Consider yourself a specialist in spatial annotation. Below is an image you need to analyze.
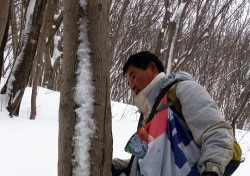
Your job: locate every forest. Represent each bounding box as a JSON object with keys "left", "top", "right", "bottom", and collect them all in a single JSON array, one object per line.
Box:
[{"left": 0, "top": 0, "right": 249, "bottom": 175}]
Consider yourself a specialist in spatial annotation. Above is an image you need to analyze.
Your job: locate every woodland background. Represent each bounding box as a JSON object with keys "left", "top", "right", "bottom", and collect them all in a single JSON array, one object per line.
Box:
[{"left": 0, "top": 0, "right": 249, "bottom": 175}]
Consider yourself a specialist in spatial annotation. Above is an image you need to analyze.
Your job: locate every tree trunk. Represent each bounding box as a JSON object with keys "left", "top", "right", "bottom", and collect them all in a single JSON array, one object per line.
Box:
[
  {"left": 232, "top": 90, "right": 250, "bottom": 136},
  {"left": 30, "top": 0, "right": 59, "bottom": 119},
  {"left": 30, "top": 0, "right": 59, "bottom": 88},
  {"left": 0, "top": 0, "right": 11, "bottom": 45},
  {"left": 58, "top": 0, "right": 79, "bottom": 175},
  {"left": 42, "top": 45, "right": 54, "bottom": 89},
  {"left": 6, "top": 0, "right": 47, "bottom": 117},
  {"left": 155, "top": 0, "right": 169, "bottom": 58},
  {"left": 10, "top": 0, "right": 18, "bottom": 60},
  {"left": 165, "top": 0, "right": 190, "bottom": 74},
  {"left": 0, "top": 17, "right": 9, "bottom": 78},
  {"left": 87, "top": 0, "right": 112, "bottom": 175},
  {"left": 0, "top": 0, "right": 11, "bottom": 78},
  {"left": 58, "top": 0, "right": 112, "bottom": 175}
]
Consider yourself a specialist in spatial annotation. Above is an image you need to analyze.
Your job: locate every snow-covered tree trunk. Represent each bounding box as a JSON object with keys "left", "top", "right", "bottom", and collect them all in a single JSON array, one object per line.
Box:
[
  {"left": 165, "top": 0, "right": 190, "bottom": 74},
  {"left": 4, "top": 0, "right": 47, "bottom": 117},
  {"left": 58, "top": 0, "right": 112, "bottom": 175},
  {"left": 154, "top": 0, "right": 169, "bottom": 59}
]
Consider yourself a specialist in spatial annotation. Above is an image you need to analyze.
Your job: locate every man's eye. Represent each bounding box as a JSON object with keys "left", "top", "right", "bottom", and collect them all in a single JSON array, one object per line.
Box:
[{"left": 131, "top": 75, "right": 136, "bottom": 80}]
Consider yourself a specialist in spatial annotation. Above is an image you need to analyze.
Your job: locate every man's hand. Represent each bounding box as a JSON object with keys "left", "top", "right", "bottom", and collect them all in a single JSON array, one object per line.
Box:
[
  {"left": 112, "top": 158, "right": 130, "bottom": 176},
  {"left": 112, "top": 163, "right": 125, "bottom": 176}
]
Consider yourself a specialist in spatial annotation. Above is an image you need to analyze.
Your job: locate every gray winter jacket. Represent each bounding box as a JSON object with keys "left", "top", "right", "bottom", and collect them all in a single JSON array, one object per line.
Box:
[
  {"left": 176, "top": 80, "right": 234, "bottom": 175},
  {"left": 131, "top": 73, "right": 234, "bottom": 176}
]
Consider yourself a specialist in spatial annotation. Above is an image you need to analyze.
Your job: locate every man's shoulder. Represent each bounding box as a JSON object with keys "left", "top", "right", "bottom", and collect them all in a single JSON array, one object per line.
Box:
[
  {"left": 161, "top": 71, "right": 195, "bottom": 90},
  {"left": 168, "top": 71, "right": 195, "bottom": 82},
  {"left": 176, "top": 80, "right": 205, "bottom": 96}
]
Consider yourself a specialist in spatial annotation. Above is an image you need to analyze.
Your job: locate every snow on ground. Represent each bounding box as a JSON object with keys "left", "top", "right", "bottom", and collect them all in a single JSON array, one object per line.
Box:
[{"left": 0, "top": 87, "right": 249, "bottom": 176}]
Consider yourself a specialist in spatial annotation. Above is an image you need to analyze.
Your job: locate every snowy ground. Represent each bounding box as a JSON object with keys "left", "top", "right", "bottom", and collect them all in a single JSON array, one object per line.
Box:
[{"left": 0, "top": 87, "right": 249, "bottom": 176}]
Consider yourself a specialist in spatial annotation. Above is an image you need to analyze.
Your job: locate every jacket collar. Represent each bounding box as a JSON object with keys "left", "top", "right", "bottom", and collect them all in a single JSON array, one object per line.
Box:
[{"left": 134, "top": 72, "right": 166, "bottom": 117}]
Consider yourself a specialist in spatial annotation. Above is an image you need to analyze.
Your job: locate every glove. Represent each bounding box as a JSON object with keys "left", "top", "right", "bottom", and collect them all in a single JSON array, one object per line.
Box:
[
  {"left": 112, "top": 163, "right": 125, "bottom": 176},
  {"left": 201, "top": 171, "right": 219, "bottom": 176},
  {"left": 111, "top": 158, "right": 130, "bottom": 176}
]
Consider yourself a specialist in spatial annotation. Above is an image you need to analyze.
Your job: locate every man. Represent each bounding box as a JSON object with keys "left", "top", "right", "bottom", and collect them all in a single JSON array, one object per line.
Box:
[{"left": 113, "top": 51, "right": 234, "bottom": 176}]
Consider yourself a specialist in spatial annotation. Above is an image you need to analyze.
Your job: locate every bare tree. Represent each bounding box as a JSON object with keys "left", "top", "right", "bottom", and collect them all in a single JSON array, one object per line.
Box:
[
  {"left": 109, "top": 0, "right": 250, "bottom": 130},
  {"left": 30, "top": 0, "right": 59, "bottom": 119},
  {"left": 110, "top": 0, "right": 165, "bottom": 103},
  {"left": 2, "top": 0, "right": 47, "bottom": 117},
  {"left": 42, "top": 5, "right": 63, "bottom": 90}
]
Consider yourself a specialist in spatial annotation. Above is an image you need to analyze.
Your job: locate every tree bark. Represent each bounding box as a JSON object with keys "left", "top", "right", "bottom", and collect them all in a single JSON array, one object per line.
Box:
[
  {"left": 42, "top": 45, "right": 54, "bottom": 89},
  {"left": 58, "top": 0, "right": 78, "bottom": 175},
  {"left": 10, "top": 0, "right": 18, "bottom": 60},
  {"left": 155, "top": 0, "right": 169, "bottom": 58},
  {"left": 6, "top": 0, "right": 47, "bottom": 117},
  {"left": 58, "top": 0, "right": 112, "bottom": 175},
  {"left": 30, "top": 0, "right": 59, "bottom": 119},
  {"left": 0, "top": 17, "right": 9, "bottom": 78},
  {"left": 0, "top": 0, "right": 11, "bottom": 78},
  {"left": 88, "top": 1, "right": 112, "bottom": 175},
  {"left": 0, "top": 0, "right": 11, "bottom": 45}
]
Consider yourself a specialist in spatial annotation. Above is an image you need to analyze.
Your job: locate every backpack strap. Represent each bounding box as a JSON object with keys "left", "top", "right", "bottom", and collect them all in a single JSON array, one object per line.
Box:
[
  {"left": 154, "top": 82, "right": 184, "bottom": 119},
  {"left": 124, "top": 155, "right": 134, "bottom": 176},
  {"left": 167, "top": 82, "right": 184, "bottom": 118}
]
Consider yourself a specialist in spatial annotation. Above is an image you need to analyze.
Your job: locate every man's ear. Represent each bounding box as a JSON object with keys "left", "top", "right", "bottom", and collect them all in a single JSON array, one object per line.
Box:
[{"left": 148, "top": 62, "right": 159, "bottom": 75}]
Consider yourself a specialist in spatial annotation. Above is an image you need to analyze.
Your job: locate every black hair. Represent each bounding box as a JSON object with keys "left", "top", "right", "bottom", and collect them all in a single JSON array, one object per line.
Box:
[{"left": 123, "top": 51, "right": 164, "bottom": 75}]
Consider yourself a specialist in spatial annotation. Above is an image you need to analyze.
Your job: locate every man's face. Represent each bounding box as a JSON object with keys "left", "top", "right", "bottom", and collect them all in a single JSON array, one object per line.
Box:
[{"left": 125, "top": 63, "right": 159, "bottom": 96}]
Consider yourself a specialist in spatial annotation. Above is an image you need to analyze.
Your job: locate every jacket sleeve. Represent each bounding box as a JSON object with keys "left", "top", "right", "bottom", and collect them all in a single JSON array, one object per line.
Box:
[{"left": 176, "top": 81, "right": 234, "bottom": 175}]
